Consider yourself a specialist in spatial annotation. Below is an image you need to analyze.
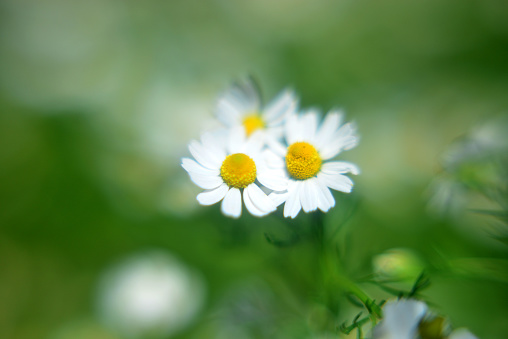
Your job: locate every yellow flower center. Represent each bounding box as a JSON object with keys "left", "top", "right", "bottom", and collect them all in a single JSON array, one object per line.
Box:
[
  {"left": 220, "top": 153, "right": 257, "bottom": 188},
  {"left": 243, "top": 114, "right": 265, "bottom": 136},
  {"left": 286, "top": 142, "right": 322, "bottom": 180}
]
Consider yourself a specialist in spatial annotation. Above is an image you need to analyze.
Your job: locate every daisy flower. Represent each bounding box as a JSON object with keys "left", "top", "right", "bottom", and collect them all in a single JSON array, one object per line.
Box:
[
  {"left": 265, "top": 109, "right": 360, "bottom": 218},
  {"left": 373, "top": 299, "right": 428, "bottom": 339},
  {"left": 373, "top": 299, "right": 478, "bottom": 339},
  {"left": 215, "top": 78, "right": 298, "bottom": 140},
  {"left": 97, "top": 251, "right": 205, "bottom": 338},
  {"left": 181, "top": 128, "right": 285, "bottom": 218}
]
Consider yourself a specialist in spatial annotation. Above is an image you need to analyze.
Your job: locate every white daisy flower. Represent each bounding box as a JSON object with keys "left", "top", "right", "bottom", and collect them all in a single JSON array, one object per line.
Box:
[
  {"left": 182, "top": 127, "right": 284, "bottom": 218},
  {"left": 265, "top": 109, "right": 360, "bottom": 218},
  {"left": 373, "top": 299, "right": 479, "bottom": 339},
  {"left": 215, "top": 78, "right": 298, "bottom": 140},
  {"left": 373, "top": 299, "right": 428, "bottom": 339},
  {"left": 96, "top": 251, "right": 205, "bottom": 338}
]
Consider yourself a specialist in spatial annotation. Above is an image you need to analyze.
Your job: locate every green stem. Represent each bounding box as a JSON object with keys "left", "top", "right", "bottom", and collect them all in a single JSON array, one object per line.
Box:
[
  {"left": 313, "top": 211, "right": 383, "bottom": 323},
  {"left": 335, "top": 271, "right": 383, "bottom": 319},
  {"left": 312, "top": 211, "right": 325, "bottom": 248}
]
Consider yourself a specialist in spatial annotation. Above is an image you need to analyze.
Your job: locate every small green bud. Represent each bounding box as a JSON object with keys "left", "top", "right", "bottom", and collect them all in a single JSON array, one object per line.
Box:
[{"left": 373, "top": 248, "right": 424, "bottom": 280}]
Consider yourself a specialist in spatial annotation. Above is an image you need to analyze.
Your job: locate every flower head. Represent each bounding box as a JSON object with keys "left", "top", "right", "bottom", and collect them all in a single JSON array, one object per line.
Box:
[
  {"left": 215, "top": 78, "right": 298, "bottom": 139},
  {"left": 373, "top": 299, "right": 428, "bottom": 339},
  {"left": 182, "top": 127, "right": 285, "bottom": 218},
  {"left": 96, "top": 251, "right": 205, "bottom": 338},
  {"left": 265, "top": 109, "right": 360, "bottom": 218},
  {"left": 373, "top": 299, "right": 478, "bottom": 339}
]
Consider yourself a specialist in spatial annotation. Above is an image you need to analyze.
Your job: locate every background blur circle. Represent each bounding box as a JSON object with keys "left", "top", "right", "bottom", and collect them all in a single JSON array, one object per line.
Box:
[{"left": 96, "top": 251, "right": 206, "bottom": 338}]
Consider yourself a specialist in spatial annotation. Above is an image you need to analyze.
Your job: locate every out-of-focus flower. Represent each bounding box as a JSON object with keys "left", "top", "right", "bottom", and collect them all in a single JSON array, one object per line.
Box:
[
  {"left": 373, "top": 248, "right": 425, "bottom": 280},
  {"left": 373, "top": 299, "right": 478, "bottom": 339},
  {"left": 215, "top": 78, "right": 298, "bottom": 141},
  {"left": 266, "top": 110, "right": 360, "bottom": 218},
  {"left": 96, "top": 251, "right": 205, "bottom": 338},
  {"left": 373, "top": 299, "right": 428, "bottom": 339},
  {"left": 182, "top": 127, "right": 285, "bottom": 218},
  {"left": 428, "top": 116, "right": 508, "bottom": 218}
]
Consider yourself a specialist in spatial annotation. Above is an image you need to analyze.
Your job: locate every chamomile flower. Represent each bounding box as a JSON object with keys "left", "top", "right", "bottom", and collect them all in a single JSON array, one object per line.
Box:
[
  {"left": 373, "top": 299, "right": 478, "bottom": 339},
  {"left": 182, "top": 127, "right": 285, "bottom": 218},
  {"left": 96, "top": 251, "right": 205, "bottom": 338},
  {"left": 265, "top": 110, "right": 360, "bottom": 218},
  {"left": 215, "top": 78, "right": 298, "bottom": 139},
  {"left": 373, "top": 299, "right": 428, "bottom": 339}
]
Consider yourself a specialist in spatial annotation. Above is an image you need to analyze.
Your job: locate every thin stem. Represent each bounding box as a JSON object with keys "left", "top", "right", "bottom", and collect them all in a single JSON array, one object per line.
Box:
[
  {"left": 312, "top": 208, "right": 383, "bottom": 330},
  {"left": 321, "top": 246, "right": 383, "bottom": 319},
  {"left": 312, "top": 211, "right": 325, "bottom": 248}
]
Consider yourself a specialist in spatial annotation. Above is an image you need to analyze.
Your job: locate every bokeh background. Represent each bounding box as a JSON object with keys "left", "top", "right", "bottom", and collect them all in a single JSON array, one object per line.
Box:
[{"left": 1, "top": 0, "right": 508, "bottom": 338}]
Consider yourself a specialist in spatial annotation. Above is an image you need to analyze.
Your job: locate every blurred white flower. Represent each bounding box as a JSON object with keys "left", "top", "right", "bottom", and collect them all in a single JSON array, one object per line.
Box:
[
  {"left": 182, "top": 127, "right": 285, "bottom": 218},
  {"left": 215, "top": 78, "right": 298, "bottom": 141},
  {"left": 441, "top": 116, "right": 508, "bottom": 170},
  {"left": 266, "top": 110, "right": 360, "bottom": 218},
  {"left": 426, "top": 177, "right": 469, "bottom": 217},
  {"left": 373, "top": 299, "right": 478, "bottom": 339},
  {"left": 373, "top": 299, "right": 428, "bottom": 339},
  {"left": 427, "top": 115, "right": 508, "bottom": 218},
  {"left": 96, "top": 251, "right": 205, "bottom": 338}
]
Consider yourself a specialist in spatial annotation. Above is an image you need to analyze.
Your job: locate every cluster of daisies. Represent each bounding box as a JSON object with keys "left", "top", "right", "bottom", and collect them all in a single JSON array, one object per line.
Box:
[{"left": 182, "top": 79, "right": 359, "bottom": 219}]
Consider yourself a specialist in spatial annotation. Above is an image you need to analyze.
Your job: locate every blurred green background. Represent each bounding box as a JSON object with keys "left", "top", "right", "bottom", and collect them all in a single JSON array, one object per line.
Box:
[{"left": 1, "top": 0, "right": 508, "bottom": 338}]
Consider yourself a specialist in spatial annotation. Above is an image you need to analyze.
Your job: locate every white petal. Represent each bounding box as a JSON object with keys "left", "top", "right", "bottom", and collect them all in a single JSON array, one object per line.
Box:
[
  {"left": 269, "top": 191, "right": 289, "bottom": 207},
  {"left": 182, "top": 158, "right": 219, "bottom": 176},
  {"left": 221, "top": 187, "right": 242, "bottom": 218},
  {"left": 245, "top": 130, "right": 264, "bottom": 154},
  {"left": 263, "top": 89, "right": 298, "bottom": 126},
  {"left": 265, "top": 126, "right": 284, "bottom": 140},
  {"left": 318, "top": 172, "right": 354, "bottom": 193},
  {"left": 228, "top": 126, "right": 246, "bottom": 154},
  {"left": 235, "top": 78, "right": 261, "bottom": 111},
  {"left": 283, "top": 180, "right": 302, "bottom": 218},
  {"left": 373, "top": 299, "right": 427, "bottom": 339},
  {"left": 449, "top": 329, "right": 478, "bottom": 339},
  {"left": 197, "top": 183, "right": 229, "bottom": 205},
  {"left": 300, "top": 109, "right": 319, "bottom": 143},
  {"left": 300, "top": 179, "right": 319, "bottom": 213},
  {"left": 219, "top": 79, "right": 260, "bottom": 116},
  {"left": 243, "top": 186, "right": 265, "bottom": 216},
  {"left": 189, "top": 140, "right": 222, "bottom": 170},
  {"left": 188, "top": 172, "right": 224, "bottom": 190},
  {"left": 266, "top": 138, "right": 287, "bottom": 158},
  {"left": 321, "top": 161, "right": 360, "bottom": 175},
  {"left": 215, "top": 98, "right": 243, "bottom": 127},
  {"left": 316, "top": 178, "right": 335, "bottom": 211},
  {"left": 201, "top": 132, "right": 227, "bottom": 158},
  {"left": 262, "top": 149, "right": 285, "bottom": 169},
  {"left": 320, "top": 122, "right": 359, "bottom": 160},
  {"left": 257, "top": 169, "right": 288, "bottom": 192},
  {"left": 285, "top": 114, "right": 303, "bottom": 145},
  {"left": 246, "top": 183, "right": 276, "bottom": 215},
  {"left": 314, "top": 110, "right": 343, "bottom": 151}
]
